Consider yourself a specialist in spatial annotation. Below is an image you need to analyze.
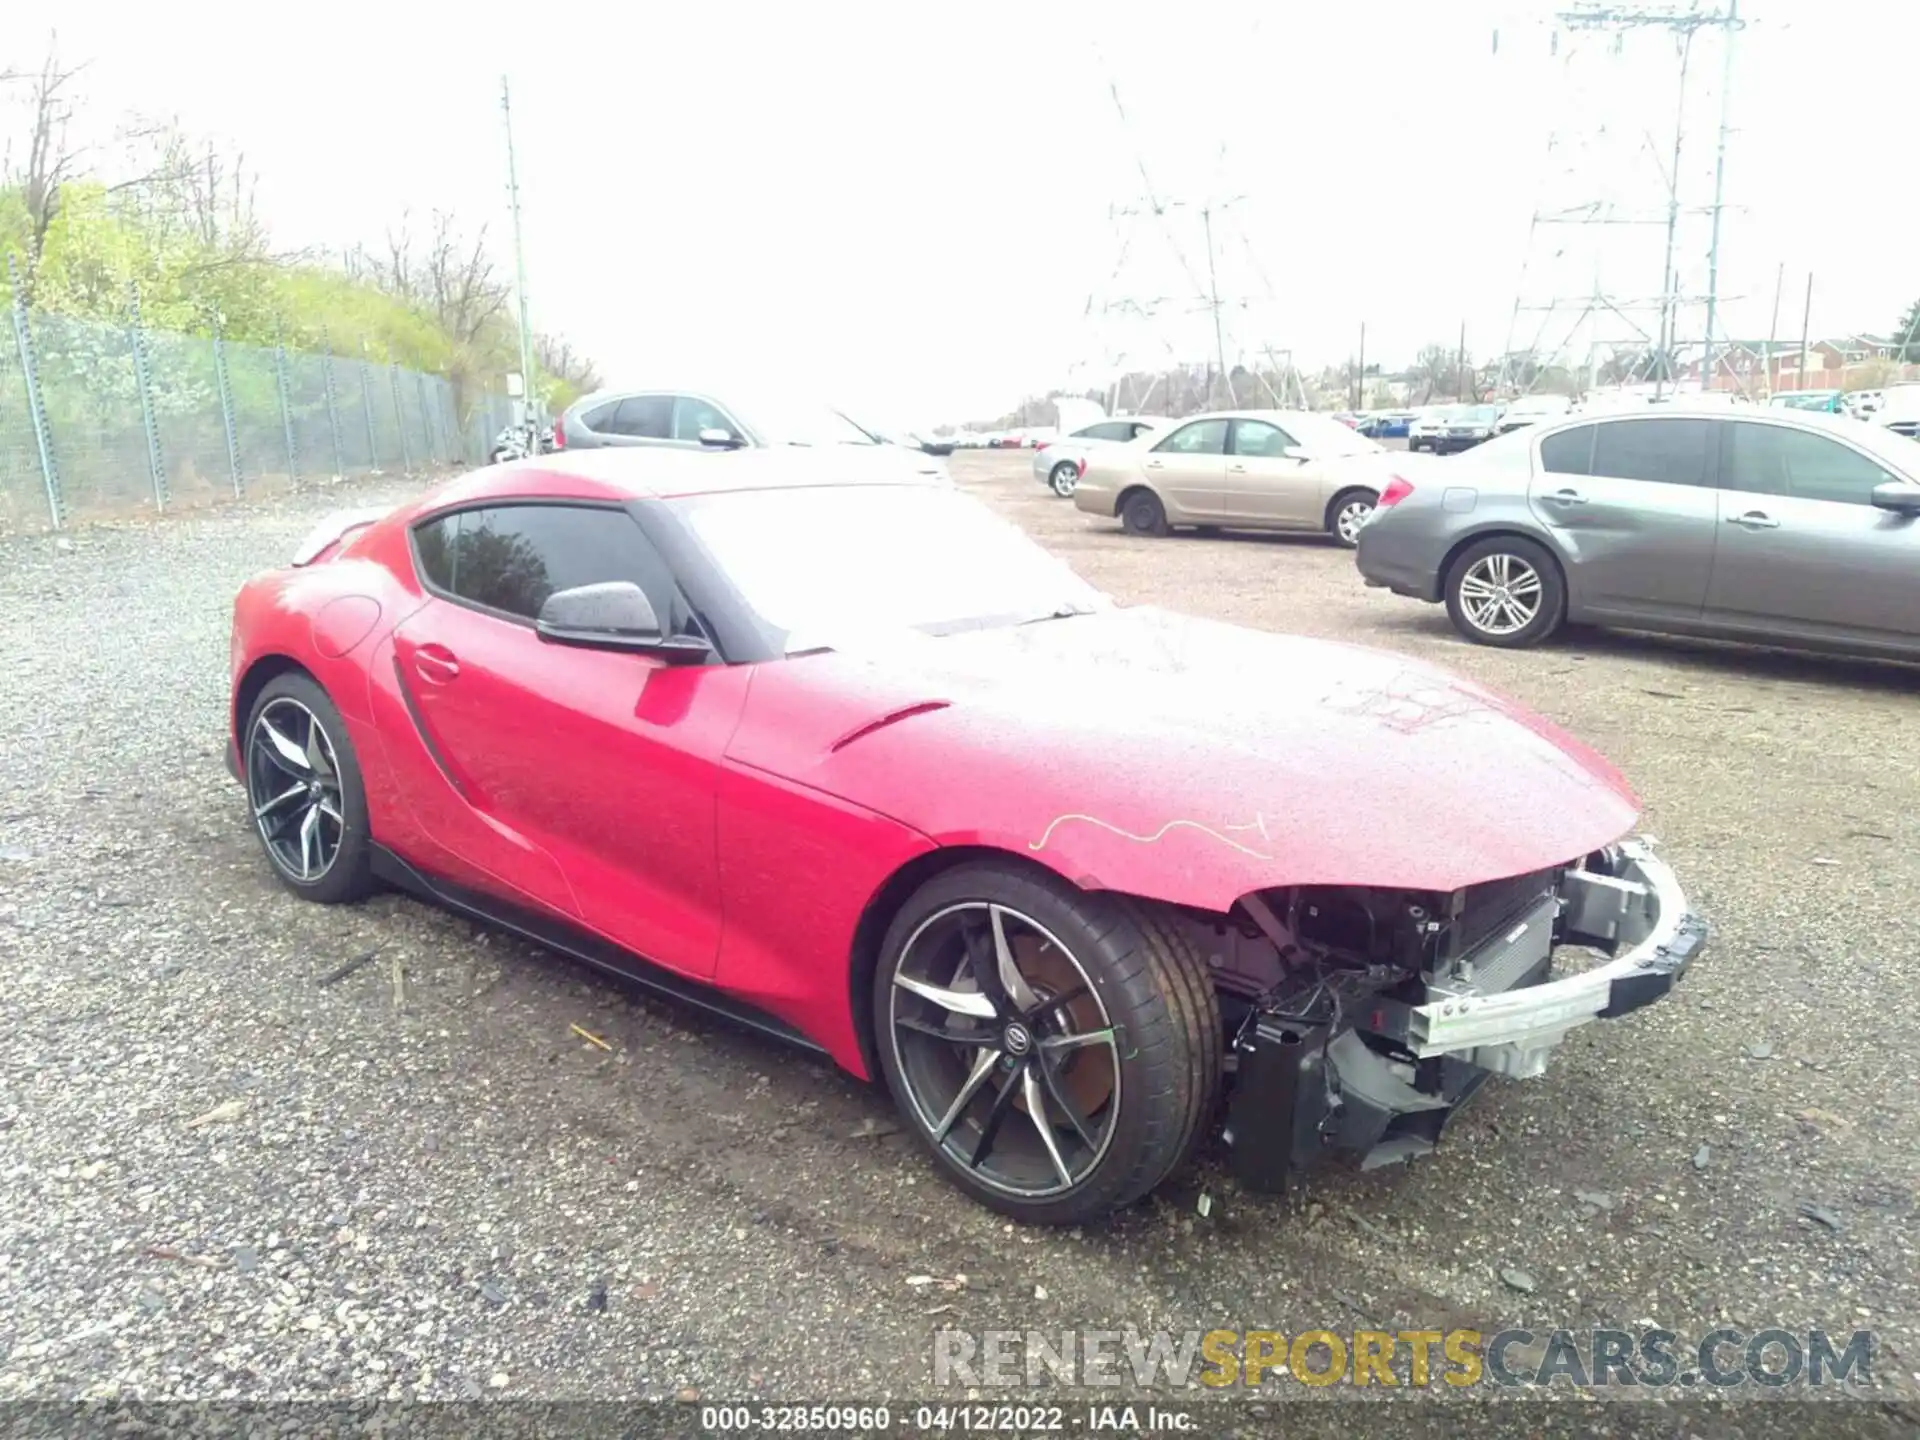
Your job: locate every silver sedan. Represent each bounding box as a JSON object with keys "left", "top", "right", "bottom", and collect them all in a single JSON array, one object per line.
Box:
[
  {"left": 1354, "top": 407, "right": 1920, "bottom": 657},
  {"left": 1033, "top": 416, "right": 1168, "bottom": 497}
]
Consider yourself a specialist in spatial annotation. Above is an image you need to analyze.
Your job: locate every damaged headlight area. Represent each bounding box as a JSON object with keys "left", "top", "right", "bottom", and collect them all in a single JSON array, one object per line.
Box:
[{"left": 1170, "top": 838, "right": 1706, "bottom": 1191}]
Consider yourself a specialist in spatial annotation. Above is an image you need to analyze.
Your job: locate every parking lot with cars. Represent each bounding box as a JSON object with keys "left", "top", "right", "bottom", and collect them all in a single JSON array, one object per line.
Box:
[{"left": 1, "top": 448, "right": 1915, "bottom": 1415}]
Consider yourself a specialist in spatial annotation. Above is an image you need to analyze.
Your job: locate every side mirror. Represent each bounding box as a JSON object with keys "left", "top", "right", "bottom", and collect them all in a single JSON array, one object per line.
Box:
[
  {"left": 535, "top": 582, "right": 710, "bottom": 662},
  {"left": 697, "top": 427, "right": 744, "bottom": 449},
  {"left": 1282, "top": 446, "right": 1314, "bottom": 463},
  {"left": 1870, "top": 480, "right": 1920, "bottom": 515}
]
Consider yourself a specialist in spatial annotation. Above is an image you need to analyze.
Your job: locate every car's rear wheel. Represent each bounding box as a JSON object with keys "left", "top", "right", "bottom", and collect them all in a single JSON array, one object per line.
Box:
[
  {"left": 1119, "top": 488, "right": 1169, "bottom": 537},
  {"left": 1443, "top": 535, "right": 1566, "bottom": 648},
  {"left": 873, "top": 863, "right": 1219, "bottom": 1224},
  {"left": 243, "top": 672, "right": 374, "bottom": 904},
  {"left": 1048, "top": 461, "right": 1079, "bottom": 498},
  {"left": 1325, "top": 488, "right": 1378, "bottom": 548}
]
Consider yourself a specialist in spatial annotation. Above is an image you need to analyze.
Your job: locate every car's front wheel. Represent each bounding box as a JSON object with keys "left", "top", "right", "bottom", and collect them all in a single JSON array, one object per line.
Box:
[
  {"left": 873, "top": 863, "right": 1220, "bottom": 1224},
  {"left": 1443, "top": 535, "right": 1566, "bottom": 648},
  {"left": 1048, "top": 461, "right": 1080, "bottom": 498},
  {"left": 243, "top": 671, "right": 374, "bottom": 904}
]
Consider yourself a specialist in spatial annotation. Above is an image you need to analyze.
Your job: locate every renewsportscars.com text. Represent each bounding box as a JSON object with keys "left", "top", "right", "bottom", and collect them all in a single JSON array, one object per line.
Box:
[{"left": 933, "top": 1327, "right": 1874, "bottom": 1390}]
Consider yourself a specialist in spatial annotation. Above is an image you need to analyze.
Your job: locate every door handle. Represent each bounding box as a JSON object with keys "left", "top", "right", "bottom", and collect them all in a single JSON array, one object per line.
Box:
[
  {"left": 1727, "top": 511, "right": 1780, "bottom": 530},
  {"left": 413, "top": 645, "right": 460, "bottom": 683},
  {"left": 1227, "top": 463, "right": 1247, "bottom": 473},
  {"left": 1544, "top": 488, "right": 1587, "bottom": 506},
  {"left": 1146, "top": 459, "right": 1164, "bottom": 469}
]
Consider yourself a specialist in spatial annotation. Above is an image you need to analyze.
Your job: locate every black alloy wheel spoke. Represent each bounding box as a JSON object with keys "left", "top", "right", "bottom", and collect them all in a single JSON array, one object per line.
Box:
[
  {"left": 967, "top": 1066, "right": 1024, "bottom": 1170},
  {"left": 959, "top": 915, "right": 1012, "bottom": 1017},
  {"left": 896, "top": 1014, "right": 998, "bottom": 1047}
]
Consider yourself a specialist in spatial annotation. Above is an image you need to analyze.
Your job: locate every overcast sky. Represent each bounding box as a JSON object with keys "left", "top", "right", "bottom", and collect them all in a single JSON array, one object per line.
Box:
[{"left": 15, "top": 0, "right": 1913, "bottom": 426}]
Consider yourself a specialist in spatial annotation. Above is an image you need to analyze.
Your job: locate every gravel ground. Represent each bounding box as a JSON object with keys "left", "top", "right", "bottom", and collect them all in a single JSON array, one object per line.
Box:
[{"left": 1, "top": 452, "right": 1916, "bottom": 1431}]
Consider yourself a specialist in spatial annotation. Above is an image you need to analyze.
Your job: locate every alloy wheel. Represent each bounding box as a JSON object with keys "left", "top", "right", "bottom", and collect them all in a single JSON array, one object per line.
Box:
[
  {"left": 1050, "top": 463, "right": 1079, "bottom": 497},
  {"left": 246, "top": 697, "right": 346, "bottom": 883},
  {"left": 1457, "top": 553, "right": 1544, "bottom": 636},
  {"left": 887, "top": 901, "right": 1120, "bottom": 1200}
]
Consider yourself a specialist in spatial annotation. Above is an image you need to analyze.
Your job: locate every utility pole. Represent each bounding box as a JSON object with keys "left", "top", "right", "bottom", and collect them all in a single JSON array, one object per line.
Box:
[
  {"left": 1457, "top": 321, "right": 1469, "bottom": 401},
  {"left": 1701, "top": 0, "right": 1739, "bottom": 393},
  {"left": 1797, "top": 273, "right": 1813, "bottom": 394},
  {"left": 1355, "top": 321, "right": 1366, "bottom": 410},
  {"left": 1201, "top": 205, "right": 1231, "bottom": 408},
  {"left": 500, "top": 75, "right": 538, "bottom": 434},
  {"left": 1762, "top": 259, "right": 1783, "bottom": 397}
]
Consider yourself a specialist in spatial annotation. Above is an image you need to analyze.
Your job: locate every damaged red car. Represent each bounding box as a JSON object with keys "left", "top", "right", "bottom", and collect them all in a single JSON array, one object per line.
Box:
[{"left": 227, "top": 448, "right": 1706, "bottom": 1223}]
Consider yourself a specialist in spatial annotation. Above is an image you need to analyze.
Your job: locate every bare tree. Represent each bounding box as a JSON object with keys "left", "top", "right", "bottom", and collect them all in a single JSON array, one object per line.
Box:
[
  {"left": 1, "top": 40, "right": 85, "bottom": 301},
  {"left": 533, "top": 332, "right": 602, "bottom": 394},
  {"left": 1412, "top": 343, "right": 1458, "bottom": 403},
  {"left": 357, "top": 210, "right": 507, "bottom": 353}
]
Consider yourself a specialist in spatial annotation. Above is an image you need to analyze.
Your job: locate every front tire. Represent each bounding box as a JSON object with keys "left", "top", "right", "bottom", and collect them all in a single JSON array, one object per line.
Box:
[
  {"left": 1443, "top": 535, "right": 1566, "bottom": 648},
  {"left": 243, "top": 672, "right": 374, "bottom": 904},
  {"left": 1119, "top": 488, "right": 1170, "bottom": 537},
  {"left": 873, "top": 863, "right": 1220, "bottom": 1224},
  {"left": 1048, "top": 461, "right": 1079, "bottom": 498}
]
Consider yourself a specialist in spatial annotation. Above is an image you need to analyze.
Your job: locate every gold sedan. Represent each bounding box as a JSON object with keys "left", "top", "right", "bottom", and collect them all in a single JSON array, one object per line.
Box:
[{"left": 1072, "top": 409, "right": 1400, "bottom": 547}]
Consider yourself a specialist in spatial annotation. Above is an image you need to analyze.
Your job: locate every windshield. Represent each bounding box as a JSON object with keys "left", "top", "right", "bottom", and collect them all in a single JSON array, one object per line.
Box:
[
  {"left": 733, "top": 398, "right": 881, "bottom": 447},
  {"left": 1456, "top": 405, "right": 1500, "bottom": 423},
  {"left": 674, "top": 483, "right": 1110, "bottom": 651}
]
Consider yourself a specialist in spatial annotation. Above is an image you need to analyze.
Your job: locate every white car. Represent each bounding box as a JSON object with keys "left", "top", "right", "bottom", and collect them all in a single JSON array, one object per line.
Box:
[
  {"left": 1493, "top": 394, "right": 1573, "bottom": 434},
  {"left": 1405, "top": 407, "right": 1451, "bottom": 452},
  {"left": 1033, "top": 415, "right": 1170, "bottom": 497},
  {"left": 1873, "top": 383, "right": 1920, "bottom": 439},
  {"left": 1848, "top": 389, "right": 1886, "bottom": 421}
]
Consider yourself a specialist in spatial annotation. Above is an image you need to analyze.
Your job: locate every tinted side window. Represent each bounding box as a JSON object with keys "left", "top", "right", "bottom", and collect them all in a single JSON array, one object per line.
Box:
[
  {"left": 606, "top": 395, "right": 673, "bottom": 439},
  {"left": 1128, "top": 422, "right": 1158, "bottom": 440},
  {"left": 581, "top": 402, "right": 621, "bottom": 433},
  {"left": 1230, "top": 419, "right": 1297, "bottom": 457},
  {"left": 1154, "top": 419, "right": 1229, "bottom": 455},
  {"left": 414, "top": 514, "right": 457, "bottom": 590},
  {"left": 1590, "top": 418, "right": 1711, "bottom": 486},
  {"left": 1073, "top": 422, "right": 1118, "bottom": 441},
  {"left": 416, "top": 505, "right": 691, "bottom": 630},
  {"left": 1723, "top": 422, "right": 1895, "bottom": 505},
  {"left": 1539, "top": 424, "right": 1595, "bottom": 476}
]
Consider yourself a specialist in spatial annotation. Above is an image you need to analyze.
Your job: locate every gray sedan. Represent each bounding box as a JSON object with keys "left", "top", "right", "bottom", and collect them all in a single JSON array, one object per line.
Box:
[
  {"left": 557, "top": 387, "right": 883, "bottom": 452},
  {"left": 1354, "top": 407, "right": 1920, "bottom": 658}
]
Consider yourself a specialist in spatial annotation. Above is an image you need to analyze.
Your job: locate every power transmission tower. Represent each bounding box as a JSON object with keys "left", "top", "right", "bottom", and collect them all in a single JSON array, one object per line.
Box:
[
  {"left": 1492, "top": 3, "right": 1744, "bottom": 400},
  {"left": 1080, "top": 75, "right": 1308, "bottom": 416}
]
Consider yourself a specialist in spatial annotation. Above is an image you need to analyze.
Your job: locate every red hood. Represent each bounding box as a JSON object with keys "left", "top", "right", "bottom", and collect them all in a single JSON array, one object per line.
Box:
[{"left": 726, "top": 608, "right": 1640, "bottom": 911}]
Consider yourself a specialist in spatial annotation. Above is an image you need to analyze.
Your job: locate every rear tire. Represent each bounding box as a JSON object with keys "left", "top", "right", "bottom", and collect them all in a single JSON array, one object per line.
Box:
[
  {"left": 1443, "top": 535, "right": 1566, "bottom": 649},
  {"left": 873, "top": 863, "right": 1221, "bottom": 1224},
  {"left": 242, "top": 672, "right": 375, "bottom": 904},
  {"left": 1048, "top": 461, "right": 1080, "bottom": 498},
  {"left": 1119, "top": 488, "right": 1170, "bottom": 537},
  {"left": 1325, "top": 488, "right": 1378, "bottom": 548}
]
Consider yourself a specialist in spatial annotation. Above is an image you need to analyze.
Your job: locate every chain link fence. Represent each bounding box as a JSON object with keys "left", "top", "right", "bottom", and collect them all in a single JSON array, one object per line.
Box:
[{"left": 0, "top": 290, "right": 514, "bottom": 535}]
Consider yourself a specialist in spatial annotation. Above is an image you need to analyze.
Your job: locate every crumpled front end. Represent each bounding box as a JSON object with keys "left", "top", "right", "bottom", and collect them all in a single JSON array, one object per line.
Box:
[{"left": 1195, "top": 838, "right": 1705, "bottom": 1189}]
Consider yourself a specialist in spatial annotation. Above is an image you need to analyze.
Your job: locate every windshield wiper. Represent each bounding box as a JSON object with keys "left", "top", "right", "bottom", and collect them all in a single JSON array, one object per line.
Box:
[{"left": 1014, "top": 604, "right": 1098, "bottom": 627}]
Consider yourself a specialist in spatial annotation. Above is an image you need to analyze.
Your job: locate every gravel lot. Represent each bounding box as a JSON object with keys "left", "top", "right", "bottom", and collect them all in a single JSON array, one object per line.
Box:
[{"left": 1, "top": 450, "right": 1916, "bottom": 1428}]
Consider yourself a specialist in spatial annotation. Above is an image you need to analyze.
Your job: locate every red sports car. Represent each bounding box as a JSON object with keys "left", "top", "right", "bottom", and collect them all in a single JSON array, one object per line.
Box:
[{"left": 227, "top": 448, "right": 1705, "bottom": 1223}]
